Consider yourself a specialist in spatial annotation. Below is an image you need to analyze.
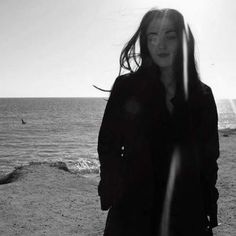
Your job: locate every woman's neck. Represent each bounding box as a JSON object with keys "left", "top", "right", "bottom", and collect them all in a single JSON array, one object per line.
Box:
[
  {"left": 160, "top": 68, "right": 175, "bottom": 89},
  {"left": 159, "top": 68, "right": 176, "bottom": 113}
]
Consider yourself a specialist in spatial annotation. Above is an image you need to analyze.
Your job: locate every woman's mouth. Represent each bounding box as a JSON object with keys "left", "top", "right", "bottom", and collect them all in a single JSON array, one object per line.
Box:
[{"left": 158, "top": 53, "right": 169, "bottom": 58}]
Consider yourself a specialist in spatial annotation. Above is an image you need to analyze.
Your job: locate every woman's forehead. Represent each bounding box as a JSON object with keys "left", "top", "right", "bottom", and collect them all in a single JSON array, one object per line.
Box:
[{"left": 146, "top": 18, "right": 175, "bottom": 34}]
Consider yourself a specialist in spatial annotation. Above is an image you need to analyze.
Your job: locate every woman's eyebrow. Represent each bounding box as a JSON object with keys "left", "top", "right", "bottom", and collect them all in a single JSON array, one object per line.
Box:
[
  {"left": 165, "top": 29, "right": 177, "bottom": 34},
  {"left": 147, "top": 32, "right": 158, "bottom": 36},
  {"left": 147, "top": 29, "right": 176, "bottom": 35}
]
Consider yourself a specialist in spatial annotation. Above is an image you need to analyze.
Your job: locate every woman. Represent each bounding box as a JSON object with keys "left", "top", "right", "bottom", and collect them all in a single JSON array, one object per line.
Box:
[{"left": 97, "top": 8, "right": 219, "bottom": 236}]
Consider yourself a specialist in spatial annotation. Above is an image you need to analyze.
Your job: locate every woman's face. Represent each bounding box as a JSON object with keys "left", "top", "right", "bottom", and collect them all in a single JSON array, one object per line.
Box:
[{"left": 146, "top": 17, "right": 179, "bottom": 69}]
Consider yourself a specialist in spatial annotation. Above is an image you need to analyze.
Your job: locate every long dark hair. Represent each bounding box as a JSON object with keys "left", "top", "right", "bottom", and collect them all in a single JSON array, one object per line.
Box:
[{"left": 119, "top": 8, "right": 201, "bottom": 98}]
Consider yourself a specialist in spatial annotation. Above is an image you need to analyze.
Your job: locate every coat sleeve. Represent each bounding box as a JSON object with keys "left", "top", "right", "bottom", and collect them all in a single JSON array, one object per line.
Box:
[
  {"left": 97, "top": 76, "right": 125, "bottom": 210},
  {"left": 200, "top": 87, "right": 220, "bottom": 228}
]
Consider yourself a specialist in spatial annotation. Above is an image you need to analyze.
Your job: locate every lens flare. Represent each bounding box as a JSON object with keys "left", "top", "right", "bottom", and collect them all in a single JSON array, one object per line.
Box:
[
  {"left": 183, "top": 29, "right": 189, "bottom": 100},
  {"left": 158, "top": 9, "right": 169, "bottom": 35},
  {"left": 160, "top": 147, "right": 181, "bottom": 236},
  {"left": 229, "top": 99, "right": 236, "bottom": 116}
]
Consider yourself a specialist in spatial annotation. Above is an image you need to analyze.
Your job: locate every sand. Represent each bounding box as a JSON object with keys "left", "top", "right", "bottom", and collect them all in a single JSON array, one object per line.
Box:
[
  {"left": 215, "top": 129, "right": 236, "bottom": 236},
  {"left": 0, "top": 162, "right": 107, "bottom": 236},
  {"left": 0, "top": 130, "right": 235, "bottom": 236}
]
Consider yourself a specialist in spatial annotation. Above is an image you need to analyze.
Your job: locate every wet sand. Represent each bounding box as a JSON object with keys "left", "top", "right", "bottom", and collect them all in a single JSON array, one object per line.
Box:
[{"left": 0, "top": 129, "right": 235, "bottom": 236}]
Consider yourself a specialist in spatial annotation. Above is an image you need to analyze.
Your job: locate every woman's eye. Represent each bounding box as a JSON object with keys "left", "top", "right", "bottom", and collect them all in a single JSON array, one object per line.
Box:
[
  {"left": 166, "top": 34, "right": 177, "bottom": 40},
  {"left": 148, "top": 35, "right": 158, "bottom": 41},
  {"left": 148, "top": 35, "right": 159, "bottom": 44}
]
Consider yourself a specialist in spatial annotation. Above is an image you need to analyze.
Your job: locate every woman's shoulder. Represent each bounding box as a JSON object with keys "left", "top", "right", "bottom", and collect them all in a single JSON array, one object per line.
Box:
[
  {"left": 112, "top": 70, "right": 143, "bottom": 89},
  {"left": 191, "top": 81, "right": 216, "bottom": 109},
  {"left": 192, "top": 81, "right": 214, "bottom": 98},
  {"left": 199, "top": 81, "right": 213, "bottom": 95}
]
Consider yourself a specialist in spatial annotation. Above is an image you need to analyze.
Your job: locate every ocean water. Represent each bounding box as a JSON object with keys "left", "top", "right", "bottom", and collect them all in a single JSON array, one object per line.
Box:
[
  {"left": 0, "top": 98, "right": 106, "bottom": 176},
  {"left": 0, "top": 98, "right": 235, "bottom": 176}
]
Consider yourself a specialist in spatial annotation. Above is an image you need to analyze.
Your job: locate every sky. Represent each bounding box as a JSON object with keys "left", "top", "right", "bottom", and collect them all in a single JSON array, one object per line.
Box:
[{"left": 0, "top": 0, "right": 236, "bottom": 98}]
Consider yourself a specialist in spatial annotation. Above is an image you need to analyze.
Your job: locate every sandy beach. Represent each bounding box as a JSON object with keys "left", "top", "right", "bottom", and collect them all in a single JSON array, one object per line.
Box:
[{"left": 0, "top": 129, "right": 235, "bottom": 236}]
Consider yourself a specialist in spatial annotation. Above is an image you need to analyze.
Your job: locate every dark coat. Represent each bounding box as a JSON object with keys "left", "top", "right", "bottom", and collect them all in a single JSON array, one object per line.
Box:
[{"left": 97, "top": 68, "right": 219, "bottom": 236}]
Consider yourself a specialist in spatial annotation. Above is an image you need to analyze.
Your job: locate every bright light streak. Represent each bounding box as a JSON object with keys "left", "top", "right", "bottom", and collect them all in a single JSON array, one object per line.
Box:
[
  {"left": 183, "top": 29, "right": 189, "bottom": 100},
  {"left": 229, "top": 99, "right": 236, "bottom": 116},
  {"left": 160, "top": 147, "right": 181, "bottom": 236}
]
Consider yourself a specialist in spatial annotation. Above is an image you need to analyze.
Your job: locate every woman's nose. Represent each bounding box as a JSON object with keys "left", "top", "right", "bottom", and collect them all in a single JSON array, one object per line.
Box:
[{"left": 157, "top": 37, "right": 166, "bottom": 49}]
